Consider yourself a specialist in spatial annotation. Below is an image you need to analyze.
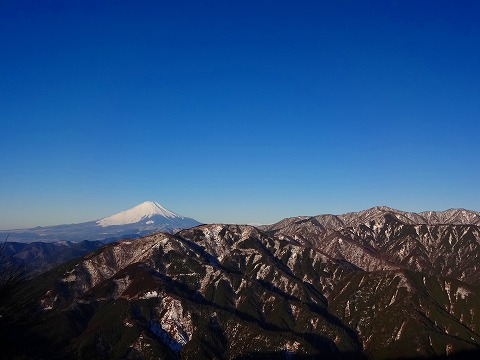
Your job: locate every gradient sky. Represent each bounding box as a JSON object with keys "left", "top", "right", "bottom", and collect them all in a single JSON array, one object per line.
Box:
[{"left": 1, "top": 0, "right": 480, "bottom": 229}]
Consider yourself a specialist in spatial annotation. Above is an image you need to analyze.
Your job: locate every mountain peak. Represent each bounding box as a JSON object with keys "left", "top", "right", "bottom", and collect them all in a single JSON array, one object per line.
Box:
[
  {"left": 368, "top": 205, "right": 399, "bottom": 213},
  {"left": 136, "top": 201, "right": 179, "bottom": 216},
  {"left": 96, "top": 200, "right": 183, "bottom": 227}
]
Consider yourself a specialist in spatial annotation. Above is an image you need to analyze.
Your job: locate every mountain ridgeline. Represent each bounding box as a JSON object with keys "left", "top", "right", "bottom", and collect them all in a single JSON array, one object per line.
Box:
[{"left": 3, "top": 206, "right": 480, "bottom": 359}]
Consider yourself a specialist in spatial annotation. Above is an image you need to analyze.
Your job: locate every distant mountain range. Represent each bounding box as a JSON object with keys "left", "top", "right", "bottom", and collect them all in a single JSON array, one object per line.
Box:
[
  {"left": 1, "top": 201, "right": 201, "bottom": 274},
  {"left": 1, "top": 200, "right": 201, "bottom": 243},
  {"left": 260, "top": 206, "right": 480, "bottom": 231},
  {"left": 3, "top": 240, "right": 104, "bottom": 274},
  {"left": 3, "top": 206, "right": 480, "bottom": 359}
]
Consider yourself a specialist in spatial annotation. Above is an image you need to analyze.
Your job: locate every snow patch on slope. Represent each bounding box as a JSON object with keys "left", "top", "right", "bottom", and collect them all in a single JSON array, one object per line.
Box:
[{"left": 150, "top": 297, "right": 193, "bottom": 351}]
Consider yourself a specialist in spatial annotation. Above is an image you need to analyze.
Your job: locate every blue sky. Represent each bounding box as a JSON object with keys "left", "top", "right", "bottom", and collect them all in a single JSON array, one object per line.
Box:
[{"left": 1, "top": 0, "right": 479, "bottom": 229}]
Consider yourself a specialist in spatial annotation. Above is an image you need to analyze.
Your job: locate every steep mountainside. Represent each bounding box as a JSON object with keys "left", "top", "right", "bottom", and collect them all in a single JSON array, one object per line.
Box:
[
  {"left": 3, "top": 207, "right": 480, "bottom": 359},
  {"left": 264, "top": 208, "right": 480, "bottom": 285}
]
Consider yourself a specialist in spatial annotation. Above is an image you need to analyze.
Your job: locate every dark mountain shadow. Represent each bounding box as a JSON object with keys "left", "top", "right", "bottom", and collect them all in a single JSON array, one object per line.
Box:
[
  {"left": 0, "top": 324, "right": 64, "bottom": 360},
  {"left": 0, "top": 297, "right": 65, "bottom": 360},
  {"left": 233, "top": 350, "right": 367, "bottom": 359},
  {"left": 233, "top": 350, "right": 480, "bottom": 360},
  {"left": 389, "top": 350, "right": 480, "bottom": 360}
]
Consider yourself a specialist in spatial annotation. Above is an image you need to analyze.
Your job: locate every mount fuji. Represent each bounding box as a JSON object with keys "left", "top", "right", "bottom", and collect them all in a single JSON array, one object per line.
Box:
[
  {"left": 1, "top": 201, "right": 201, "bottom": 243},
  {"left": 97, "top": 201, "right": 187, "bottom": 227}
]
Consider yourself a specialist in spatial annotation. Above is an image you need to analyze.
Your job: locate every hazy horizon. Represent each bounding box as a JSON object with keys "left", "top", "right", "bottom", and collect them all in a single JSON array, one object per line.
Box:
[{"left": 1, "top": 1, "right": 479, "bottom": 229}]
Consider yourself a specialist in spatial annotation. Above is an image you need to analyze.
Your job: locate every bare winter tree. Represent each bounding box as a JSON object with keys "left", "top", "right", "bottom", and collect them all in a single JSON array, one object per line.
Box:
[
  {"left": 0, "top": 236, "right": 25, "bottom": 299},
  {"left": 0, "top": 237, "right": 35, "bottom": 358}
]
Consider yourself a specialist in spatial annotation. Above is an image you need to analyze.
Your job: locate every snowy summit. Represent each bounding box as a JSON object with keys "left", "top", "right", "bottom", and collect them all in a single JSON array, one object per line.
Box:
[{"left": 97, "top": 201, "right": 184, "bottom": 227}]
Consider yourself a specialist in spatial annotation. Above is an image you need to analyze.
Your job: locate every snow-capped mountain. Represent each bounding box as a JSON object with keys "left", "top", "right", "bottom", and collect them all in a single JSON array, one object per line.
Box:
[
  {"left": 97, "top": 201, "right": 187, "bottom": 227},
  {"left": 97, "top": 201, "right": 185, "bottom": 227},
  {"left": 1, "top": 201, "right": 201, "bottom": 243}
]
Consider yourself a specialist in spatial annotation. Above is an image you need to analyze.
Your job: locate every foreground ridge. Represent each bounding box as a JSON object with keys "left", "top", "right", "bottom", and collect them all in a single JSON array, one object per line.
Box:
[{"left": 2, "top": 207, "right": 480, "bottom": 359}]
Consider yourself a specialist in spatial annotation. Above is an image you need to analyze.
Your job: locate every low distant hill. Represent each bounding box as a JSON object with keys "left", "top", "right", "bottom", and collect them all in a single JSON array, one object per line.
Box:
[{"left": 3, "top": 240, "right": 104, "bottom": 274}]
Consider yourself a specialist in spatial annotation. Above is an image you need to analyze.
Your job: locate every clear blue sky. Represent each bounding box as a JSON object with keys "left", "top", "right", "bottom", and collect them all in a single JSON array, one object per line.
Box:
[{"left": 1, "top": 0, "right": 479, "bottom": 229}]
